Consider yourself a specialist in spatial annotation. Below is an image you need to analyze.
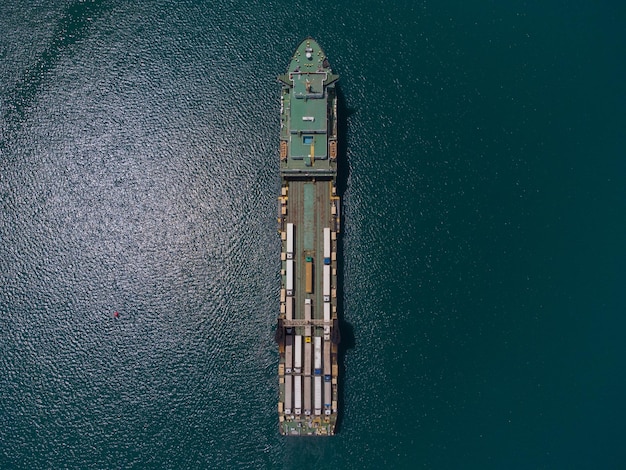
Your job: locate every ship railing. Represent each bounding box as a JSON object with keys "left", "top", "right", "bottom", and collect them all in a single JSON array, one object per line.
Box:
[
  {"left": 282, "top": 319, "right": 330, "bottom": 327},
  {"left": 280, "top": 169, "right": 336, "bottom": 178},
  {"left": 294, "top": 92, "right": 324, "bottom": 99},
  {"left": 289, "top": 71, "right": 328, "bottom": 80}
]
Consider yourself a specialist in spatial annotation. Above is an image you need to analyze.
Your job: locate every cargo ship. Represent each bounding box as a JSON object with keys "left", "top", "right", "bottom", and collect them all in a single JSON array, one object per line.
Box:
[{"left": 275, "top": 38, "right": 341, "bottom": 436}]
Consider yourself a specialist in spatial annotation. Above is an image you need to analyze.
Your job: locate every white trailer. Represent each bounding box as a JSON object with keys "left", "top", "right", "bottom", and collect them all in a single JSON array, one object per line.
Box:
[
  {"left": 314, "top": 336, "right": 322, "bottom": 374},
  {"left": 286, "top": 223, "right": 294, "bottom": 259},
  {"left": 304, "top": 299, "right": 312, "bottom": 337},
  {"left": 285, "top": 296, "right": 293, "bottom": 321},
  {"left": 294, "top": 375, "right": 302, "bottom": 415},
  {"left": 323, "top": 339, "right": 331, "bottom": 375},
  {"left": 324, "top": 380, "right": 332, "bottom": 415},
  {"left": 304, "top": 337, "right": 311, "bottom": 376},
  {"left": 324, "top": 227, "right": 331, "bottom": 259},
  {"left": 324, "top": 337, "right": 332, "bottom": 415},
  {"left": 286, "top": 260, "right": 294, "bottom": 295},
  {"left": 324, "top": 302, "right": 331, "bottom": 340},
  {"left": 284, "top": 374, "right": 292, "bottom": 415},
  {"left": 285, "top": 333, "right": 293, "bottom": 374},
  {"left": 323, "top": 264, "right": 331, "bottom": 301},
  {"left": 304, "top": 376, "right": 312, "bottom": 415},
  {"left": 314, "top": 376, "right": 322, "bottom": 415},
  {"left": 294, "top": 335, "right": 302, "bottom": 373}
]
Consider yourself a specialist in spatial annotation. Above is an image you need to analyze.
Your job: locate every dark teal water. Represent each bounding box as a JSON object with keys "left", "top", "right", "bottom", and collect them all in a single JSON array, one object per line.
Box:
[{"left": 1, "top": 1, "right": 625, "bottom": 468}]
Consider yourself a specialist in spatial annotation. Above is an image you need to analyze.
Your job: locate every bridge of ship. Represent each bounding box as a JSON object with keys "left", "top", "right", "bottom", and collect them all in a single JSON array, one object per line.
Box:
[{"left": 287, "top": 71, "right": 329, "bottom": 165}]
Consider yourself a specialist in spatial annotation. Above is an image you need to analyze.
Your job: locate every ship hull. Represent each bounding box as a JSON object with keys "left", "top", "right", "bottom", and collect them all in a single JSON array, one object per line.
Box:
[{"left": 276, "top": 38, "right": 340, "bottom": 436}]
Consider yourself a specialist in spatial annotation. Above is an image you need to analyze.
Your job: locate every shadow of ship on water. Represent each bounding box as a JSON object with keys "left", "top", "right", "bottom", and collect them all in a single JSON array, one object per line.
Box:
[{"left": 333, "top": 83, "right": 356, "bottom": 435}]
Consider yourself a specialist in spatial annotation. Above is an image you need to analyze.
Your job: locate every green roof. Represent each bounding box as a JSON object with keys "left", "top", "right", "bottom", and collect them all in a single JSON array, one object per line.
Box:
[{"left": 279, "top": 38, "right": 339, "bottom": 174}]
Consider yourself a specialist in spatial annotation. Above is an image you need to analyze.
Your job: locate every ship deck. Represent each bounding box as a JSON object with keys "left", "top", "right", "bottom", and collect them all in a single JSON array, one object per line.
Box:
[
  {"left": 277, "top": 37, "right": 340, "bottom": 436},
  {"left": 278, "top": 177, "right": 339, "bottom": 435},
  {"left": 287, "top": 180, "right": 333, "bottom": 315}
]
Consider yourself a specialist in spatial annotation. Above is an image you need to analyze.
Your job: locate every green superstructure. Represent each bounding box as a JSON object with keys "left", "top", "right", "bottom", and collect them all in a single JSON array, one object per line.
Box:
[{"left": 275, "top": 38, "right": 341, "bottom": 436}]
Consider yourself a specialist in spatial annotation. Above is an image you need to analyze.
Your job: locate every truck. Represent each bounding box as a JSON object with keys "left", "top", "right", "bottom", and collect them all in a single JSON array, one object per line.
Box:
[{"left": 305, "top": 256, "right": 313, "bottom": 294}]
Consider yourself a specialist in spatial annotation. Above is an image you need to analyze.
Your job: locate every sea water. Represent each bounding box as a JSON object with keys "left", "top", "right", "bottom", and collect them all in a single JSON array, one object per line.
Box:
[{"left": 1, "top": 1, "right": 624, "bottom": 468}]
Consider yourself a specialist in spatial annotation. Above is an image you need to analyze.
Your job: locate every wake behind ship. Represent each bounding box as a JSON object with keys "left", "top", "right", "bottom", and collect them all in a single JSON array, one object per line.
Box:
[{"left": 275, "top": 38, "right": 341, "bottom": 436}]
